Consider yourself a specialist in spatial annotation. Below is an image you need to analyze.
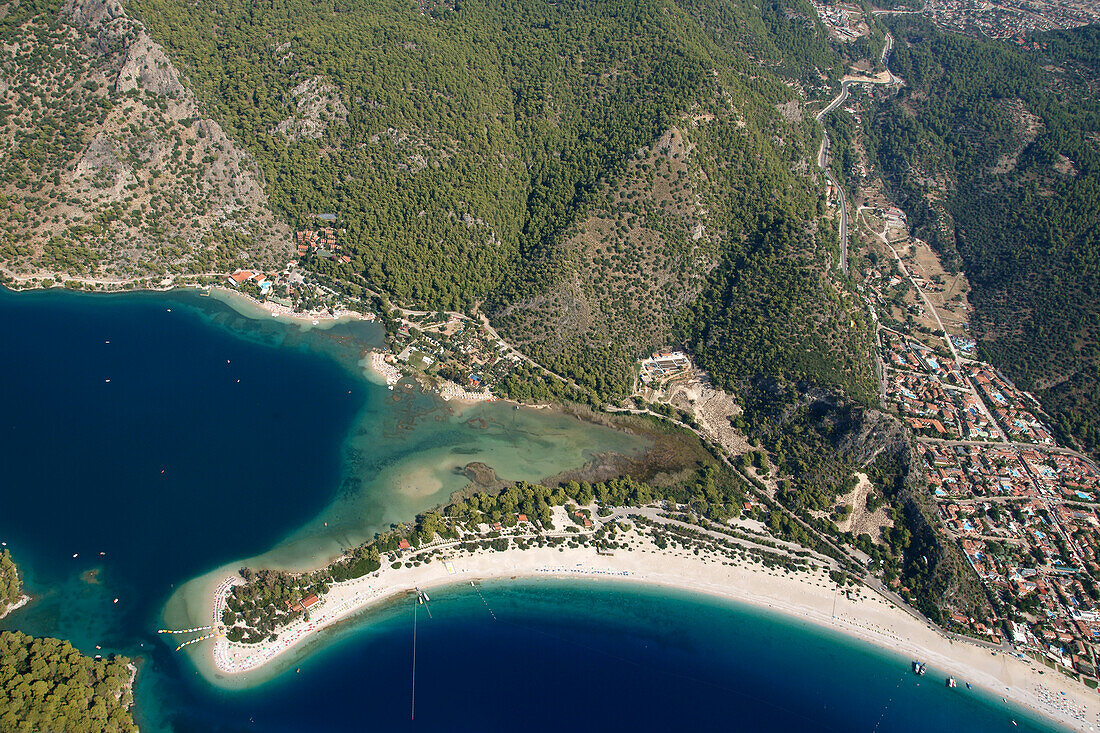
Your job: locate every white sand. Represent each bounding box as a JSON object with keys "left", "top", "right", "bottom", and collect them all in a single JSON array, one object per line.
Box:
[
  {"left": 207, "top": 525, "right": 1100, "bottom": 730},
  {"left": 0, "top": 594, "right": 31, "bottom": 620},
  {"left": 209, "top": 286, "right": 373, "bottom": 326}
]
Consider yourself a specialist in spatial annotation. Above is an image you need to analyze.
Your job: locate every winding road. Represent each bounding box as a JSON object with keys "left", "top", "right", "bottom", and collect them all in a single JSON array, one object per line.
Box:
[
  {"left": 815, "top": 33, "right": 899, "bottom": 277},
  {"left": 816, "top": 80, "right": 857, "bottom": 276}
]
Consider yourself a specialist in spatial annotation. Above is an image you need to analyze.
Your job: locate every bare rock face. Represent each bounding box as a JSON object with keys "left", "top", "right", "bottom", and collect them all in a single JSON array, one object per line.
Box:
[
  {"left": 114, "top": 33, "right": 185, "bottom": 97},
  {"left": 0, "top": 0, "right": 292, "bottom": 281},
  {"left": 61, "top": 0, "right": 124, "bottom": 31}
]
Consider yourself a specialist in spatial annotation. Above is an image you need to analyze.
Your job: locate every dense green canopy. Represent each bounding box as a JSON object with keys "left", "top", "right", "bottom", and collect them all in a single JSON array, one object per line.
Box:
[{"left": 0, "top": 630, "right": 137, "bottom": 733}]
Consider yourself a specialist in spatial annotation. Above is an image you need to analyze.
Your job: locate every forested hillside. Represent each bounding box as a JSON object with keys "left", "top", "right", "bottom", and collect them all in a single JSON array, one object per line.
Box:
[
  {"left": 868, "top": 20, "right": 1100, "bottom": 452},
  {"left": 0, "top": 630, "right": 137, "bottom": 732},
  {"left": 118, "top": 0, "right": 876, "bottom": 401},
  {"left": 0, "top": 549, "right": 24, "bottom": 611},
  {"left": 127, "top": 0, "right": 706, "bottom": 308}
]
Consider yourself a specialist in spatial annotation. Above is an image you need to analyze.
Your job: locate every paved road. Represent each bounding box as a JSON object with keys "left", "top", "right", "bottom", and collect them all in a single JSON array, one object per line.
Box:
[
  {"left": 815, "top": 34, "right": 901, "bottom": 277},
  {"left": 816, "top": 81, "right": 855, "bottom": 276},
  {"left": 918, "top": 436, "right": 1100, "bottom": 471},
  {"left": 866, "top": 208, "right": 1009, "bottom": 439}
]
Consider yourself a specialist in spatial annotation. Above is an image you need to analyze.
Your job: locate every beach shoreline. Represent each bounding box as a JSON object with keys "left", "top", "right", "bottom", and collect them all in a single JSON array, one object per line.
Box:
[
  {"left": 0, "top": 594, "right": 31, "bottom": 621},
  {"left": 205, "top": 286, "right": 373, "bottom": 327},
  {"left": 200, "top": 526, "right": 1098, "bottom": 731}
]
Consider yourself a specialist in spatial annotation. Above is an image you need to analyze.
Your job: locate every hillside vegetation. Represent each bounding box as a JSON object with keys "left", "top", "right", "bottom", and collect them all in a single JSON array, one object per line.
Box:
[
  {"left": 0, "top": 549, "right": 23, "bottom": 611},
  {"left": 0, "top": 630, "right": 137, "bottom": 732},
  {"left": 868, "top": 19, "right": 1100, "bottom": 452},
  {"left": 119, "top": 0, "right": 876, "bottom": 401},
  {"left": 0, "top": 0, "right": 290, "bottom": 282}
]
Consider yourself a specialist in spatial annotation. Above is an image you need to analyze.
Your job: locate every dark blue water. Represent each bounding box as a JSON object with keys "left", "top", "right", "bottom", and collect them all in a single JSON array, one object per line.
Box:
[
  {"left": 0, "top": 287, "right": 1067, "bottom": 732},
  {"left": 149, "top": 580, "right": 1058, "bottom": 733},
  {"left": 0, "top": 287, "right": 364, "bottom": 650}
]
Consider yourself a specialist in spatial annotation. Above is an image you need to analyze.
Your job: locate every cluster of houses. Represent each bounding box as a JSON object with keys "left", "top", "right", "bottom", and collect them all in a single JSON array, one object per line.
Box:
[
  {"left": 967, "top": 364, "right": 1055, "bottom": 444},
  {"left": 918, "top": 0, "right": 1099, "bottom": 39},
  {"left": 296, "top": 226, "right": 351, "bottom": 264},
  {"left": 881, "top": 330, "right": 994, "bottom": 439},
  {"left": 809, "top": 0, "right": 869, "bottom": 42},
  {"left": 921, "top": 443, "right": 1036, "bottom": 499},
  {"left": 919, "top": 439, "right": 1100, "bottom": 672},
  {"left": 889, "top": 371, "right": 960, "bottom": 437},
  {"left": 881, "top": 328, "right": 965, "bottom": 384},
  {"left": 391, "top": 311, "right": 521, "bottom": 393}
]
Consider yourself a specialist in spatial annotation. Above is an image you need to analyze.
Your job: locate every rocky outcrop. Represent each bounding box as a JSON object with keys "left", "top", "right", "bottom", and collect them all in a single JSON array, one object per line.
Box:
[
  {"left": 272, "top": 75, "right": 348, "bottom": 141},
  {"left": 746, "top": 382, "right": 990, "bottom": 621}
]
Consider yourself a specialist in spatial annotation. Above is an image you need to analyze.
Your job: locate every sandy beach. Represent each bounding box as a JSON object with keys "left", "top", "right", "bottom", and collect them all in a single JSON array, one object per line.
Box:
[
  {"left": 207, "top": 286, "right": 374, "bottom": 326},
  {"left": 204, "top": 514, "right": 1100, "bottom": 731},
  {"left": 365, "top": 350, "right": 402, "bottom": 386}
]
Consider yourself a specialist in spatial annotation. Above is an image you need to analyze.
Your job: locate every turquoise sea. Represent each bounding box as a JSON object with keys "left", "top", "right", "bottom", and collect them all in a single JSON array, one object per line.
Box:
[{"left": 0, "top": 286, "right": 1065, "bottom": 731}]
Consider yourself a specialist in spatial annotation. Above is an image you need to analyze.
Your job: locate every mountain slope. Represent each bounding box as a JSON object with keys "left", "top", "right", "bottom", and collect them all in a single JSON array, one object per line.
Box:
[
  {"left": 0, "top": 0, "right": 290, "bottom": 282},
  {"left": 122, "top": 0, "right": 875, "bottom": 401},
  {"left": 868, "top": 19, "right": 1100, "bottom": 452}
]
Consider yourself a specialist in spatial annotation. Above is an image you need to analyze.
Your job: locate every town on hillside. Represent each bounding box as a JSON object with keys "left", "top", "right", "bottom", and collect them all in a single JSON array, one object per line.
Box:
[{"left": 850, "top": 131, "right": 1100, "bottom": 677}]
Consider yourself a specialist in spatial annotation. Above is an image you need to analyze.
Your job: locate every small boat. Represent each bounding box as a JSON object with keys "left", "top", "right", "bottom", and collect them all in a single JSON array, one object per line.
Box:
[
  {"left": 912, "top": 661, "right": 926, "bottom": 676},
  {"left": 946, "top": 677, "right": 957, "bottom": 688},
  {"left": 966, "top": 682, "right": 972, "bottom": 689},
  {"left": 72, "top": 553, "right": 78, "bottom": 558}
]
